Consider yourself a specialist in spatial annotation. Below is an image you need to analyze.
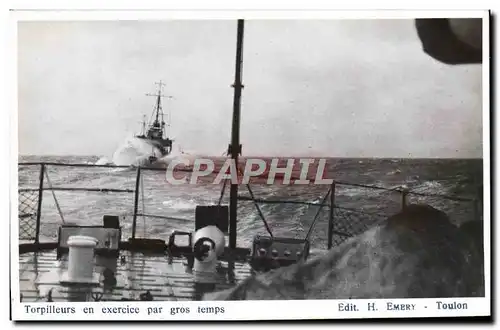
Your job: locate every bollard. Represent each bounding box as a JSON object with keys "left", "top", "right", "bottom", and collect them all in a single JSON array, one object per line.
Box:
[{"left": 66, "top": 236, "right": 98, "bottom": 283}]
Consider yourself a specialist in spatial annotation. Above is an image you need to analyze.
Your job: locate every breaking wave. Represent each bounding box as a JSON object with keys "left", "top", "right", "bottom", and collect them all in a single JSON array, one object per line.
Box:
[
  {"left": 111, "top": 137, "right": 163, "bottom": 166},
  {"left": 93, "top": 137, "right": 192, "bottom": 168},
  {"left": 161, "top": 199, "right": 199, "bottom": 211},
  {"left": 204, "top": 205, "right": 484, "bottom": 300},
  {"left": 95, "top": 157, "right": 112, "bottom": 165},
  {"left": 410, "top": 180, "right": 446, "bottom": 194}
]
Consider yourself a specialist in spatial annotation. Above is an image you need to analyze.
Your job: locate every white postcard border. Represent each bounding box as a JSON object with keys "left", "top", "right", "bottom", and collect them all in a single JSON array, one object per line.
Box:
[{"left": 7, "top": 8, "right": 491, "bottom": 321}]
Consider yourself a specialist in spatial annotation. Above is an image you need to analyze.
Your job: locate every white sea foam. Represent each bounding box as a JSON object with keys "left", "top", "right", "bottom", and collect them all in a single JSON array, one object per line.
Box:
[
  {"left": 95, "top": 156, "right": 112, "bottom": 165},
  {"left": 111, "top": 137, "right": 162, "bottom": 166},
  {"left": 102, "top": 136, "right": 198, "bottom": 168},
  {"left": 204, "top": 205, "right": 483, "bottom": 300},
  {"left": 161, "top": 199, "right": 198, "bottom": 210}
]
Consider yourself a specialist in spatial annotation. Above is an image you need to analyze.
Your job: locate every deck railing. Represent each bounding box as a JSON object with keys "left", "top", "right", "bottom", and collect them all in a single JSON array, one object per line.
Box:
[{"left": 17, "top": 162, "right": 481, "bottom": 250}]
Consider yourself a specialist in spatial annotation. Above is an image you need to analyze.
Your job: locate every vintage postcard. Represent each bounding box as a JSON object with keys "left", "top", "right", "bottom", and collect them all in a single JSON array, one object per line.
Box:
[{"left": 9, "top": 9, "right": 490, "bottom": 321}]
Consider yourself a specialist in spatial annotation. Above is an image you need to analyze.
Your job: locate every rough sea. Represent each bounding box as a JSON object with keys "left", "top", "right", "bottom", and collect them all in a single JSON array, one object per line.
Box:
[{"left": 18, "top": 154, "right": 483, "bottom": 254}]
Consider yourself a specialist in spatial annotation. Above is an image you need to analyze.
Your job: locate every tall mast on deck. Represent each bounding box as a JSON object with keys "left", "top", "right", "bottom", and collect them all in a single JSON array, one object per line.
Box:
[
  {"left": 146, "top": 80, "right": 172, "bottom": 138},
  {"left": 228, "top": 20, "right": 245, "bottom": 250}
]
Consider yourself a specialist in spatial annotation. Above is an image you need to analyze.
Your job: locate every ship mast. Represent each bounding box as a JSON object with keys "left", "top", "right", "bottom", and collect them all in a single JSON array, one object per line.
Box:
[
  {"left": 140, "top": 115, "right": 147, "bottom": 135},
  {"left": 146, "top": 80, "right": 172, "bottom": 138},
  {"left": 228, "top": 19, "right": 245, "bottom": 250}
]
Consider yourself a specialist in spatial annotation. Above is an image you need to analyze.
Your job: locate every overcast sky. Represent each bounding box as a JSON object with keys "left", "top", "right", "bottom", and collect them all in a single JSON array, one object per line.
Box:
[{"left": 18, "top": 19, "right": 483, "bottom": 158}]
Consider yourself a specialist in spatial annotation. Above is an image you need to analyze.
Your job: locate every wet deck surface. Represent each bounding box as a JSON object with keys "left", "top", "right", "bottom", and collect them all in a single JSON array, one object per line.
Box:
[{"left": 19, "top": 250, "right": 253, "bottom": 302}]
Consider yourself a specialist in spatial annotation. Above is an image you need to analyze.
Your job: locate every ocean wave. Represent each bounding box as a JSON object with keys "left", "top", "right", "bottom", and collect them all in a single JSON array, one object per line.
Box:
[
  {"left": 20, "top": 157, "right": 481, "bottom": 252},
  {"left": 204, "top": 205, "right": 483, "bottom": 300},
  {"left": 161, "top": 199, "right": 199, "bottom": 211},
  {"left": 410, "top": 180, "right": 446, "bottom": 194},
  {"left": 95, "top": 157, "right": 112, "bottom": 165},
  {"left": 112, "top": 137, "right": 163, "bottom": 166},
  {"left": 386, "top": 169, "right": 402, "bottom": 175}
]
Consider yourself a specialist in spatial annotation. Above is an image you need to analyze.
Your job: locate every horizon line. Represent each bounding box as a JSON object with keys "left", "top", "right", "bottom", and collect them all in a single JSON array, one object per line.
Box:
[{"left": 17, "top": 154, "right": 484, "bottom": 160}]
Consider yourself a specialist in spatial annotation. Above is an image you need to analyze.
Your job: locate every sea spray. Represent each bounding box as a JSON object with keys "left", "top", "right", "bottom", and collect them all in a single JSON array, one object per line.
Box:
[
  {"left": 203, "top": 204, "right": 483, "bottom": 300},
  {"left": 105, "top": 136, "right": 193, "bottom": 167},
  {"left": 95, "top": 157, "right": 112, "bottom": 165},
  {"left": 112, "top": 137, "right": 162, "bottom": 166}
]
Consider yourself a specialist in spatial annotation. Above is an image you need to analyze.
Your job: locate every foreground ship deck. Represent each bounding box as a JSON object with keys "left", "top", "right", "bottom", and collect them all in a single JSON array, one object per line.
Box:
[{"left": 19, "top": 250, "right": 252, "bottom": 302}]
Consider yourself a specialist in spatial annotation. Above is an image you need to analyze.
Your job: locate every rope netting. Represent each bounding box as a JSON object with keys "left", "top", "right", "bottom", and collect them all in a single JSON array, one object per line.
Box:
[
  {"left": 18, "top": 190, "right": 39, "bottom": 241},
  {"left": 404, "top": 185, "right": 480, "bottom": 225},
  {"left": 326, "top": 183, "right": 479, "bottom": 247},
  {"left": 242, "top": 182, "right": 481, "bottom": 249},
  {"left": 329, "top": 207, "right": 387, "bottom": 246}
]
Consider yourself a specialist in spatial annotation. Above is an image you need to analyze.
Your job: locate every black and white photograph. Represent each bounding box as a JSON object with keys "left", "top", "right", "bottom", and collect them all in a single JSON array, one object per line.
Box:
[{"left": 11, "top": 11, "right": 489, "bottom": 320}]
